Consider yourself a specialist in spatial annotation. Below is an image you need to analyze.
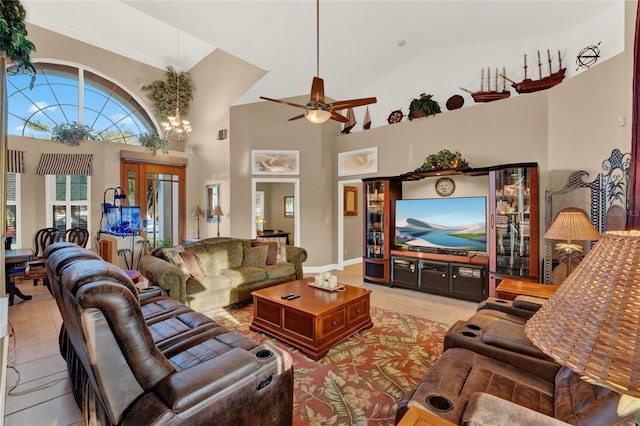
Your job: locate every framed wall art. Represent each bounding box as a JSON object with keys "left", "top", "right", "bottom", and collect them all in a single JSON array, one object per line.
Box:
[
  {"left": 284, "top": 196, "right": 294, "bottom": 218},
  {"left": 344, "top": 186, "right": 358, "bottom": 216},
  {"left": 338, "top": 147, "right": 378, "bottom": 177},
  {"left": 206, "top": 183, "right": 221, "bottom": 223},
  {"left": 252, "top": 150, "right": 299, "bottom": 175}
]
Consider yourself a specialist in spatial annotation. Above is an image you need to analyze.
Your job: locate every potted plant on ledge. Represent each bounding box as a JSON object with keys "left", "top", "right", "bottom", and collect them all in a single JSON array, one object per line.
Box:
[
  {"left": 408, "top": 93, "right": 441, "bottom": 121},
  {"left": 139, "top": 131, "right": 170, "bottom": 155},
  {"left": 51, "top": 122, "right": 98, "bottom": 146}
]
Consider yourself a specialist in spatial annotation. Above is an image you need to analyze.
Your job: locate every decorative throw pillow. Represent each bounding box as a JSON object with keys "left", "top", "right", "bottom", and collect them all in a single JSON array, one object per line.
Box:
[
  {"left": 162, "top": 247, "right": 190, "bottom": 277},
  {"left": 180, "top": 249, "right": 205, "bottom": 278},
  {"left": 251, "top": 241, "right": 277, "bottom": 265},
  {"left": 256, "top": 237, "right": 287, "bottom": 263},
  {"left": 242, "top": 245, "right": 268, "bottom": 268}
]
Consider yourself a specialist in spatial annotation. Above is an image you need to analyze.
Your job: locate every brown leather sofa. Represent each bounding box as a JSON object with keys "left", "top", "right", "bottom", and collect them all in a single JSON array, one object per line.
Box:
[
  {"left": 45, "top": 242, "right": 294, "bottom": 425},
  {"left": 395, "top": 295, "right": 634, "bottom": 425}
]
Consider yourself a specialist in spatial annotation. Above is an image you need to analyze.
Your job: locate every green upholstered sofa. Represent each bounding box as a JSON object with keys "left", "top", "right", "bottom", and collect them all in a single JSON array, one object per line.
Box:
[{"left": 138, "top": 237, "right": 307, "bottom": 312}]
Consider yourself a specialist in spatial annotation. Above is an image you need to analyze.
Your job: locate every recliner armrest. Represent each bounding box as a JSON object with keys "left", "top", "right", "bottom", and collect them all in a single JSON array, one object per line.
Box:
[
  {"left": 476, "top": 297, "right": 538, "bottom": 319},
  {"left": 137, "top": 286, "right": 167, "bottom": 301},
  {"left": 153, "top": 348, "right": 262, "bottom": 414},
  {"left": 462, "top": 393, "right": 571, "bottom": 425},
  {"left": 513, "top": 295, "right": 546, "bottom": 311}
]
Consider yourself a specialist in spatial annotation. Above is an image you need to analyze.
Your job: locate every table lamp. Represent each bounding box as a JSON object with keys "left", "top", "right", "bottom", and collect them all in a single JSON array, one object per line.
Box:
[
  {"left": 544, "top": 210, "right": 600, "bottom": 278},
  {"left": 212, "top": 205, "right": 223, "bottom": 237},
  {"left": 192, "top": 204, "right": 204, "bottom": 239},
  {"left": 526, "top": 231, "right": 640, "bottom": 423}
]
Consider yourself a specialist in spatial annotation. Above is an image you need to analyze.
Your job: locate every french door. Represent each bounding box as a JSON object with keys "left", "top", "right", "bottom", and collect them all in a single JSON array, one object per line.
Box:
[{"left": 121, "top": 161, "right": 186, "bottom": 248}]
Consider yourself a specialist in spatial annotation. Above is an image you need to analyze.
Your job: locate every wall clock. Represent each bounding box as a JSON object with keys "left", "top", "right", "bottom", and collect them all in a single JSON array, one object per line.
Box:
[
  {"left": 387, "top": 109, "right": 404, "bottom": 124},
  {"left": 435, "top": 177, "right": 455, "bottom": 197}
]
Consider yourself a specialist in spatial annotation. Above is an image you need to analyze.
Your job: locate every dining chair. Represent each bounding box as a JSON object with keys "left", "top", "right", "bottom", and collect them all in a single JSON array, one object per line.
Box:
[
  {"left": 65, "top": 227, "right": 90, "bottom": 248},
  {"left": 25, "top": 227, "right": 61, "bottom": 287}
]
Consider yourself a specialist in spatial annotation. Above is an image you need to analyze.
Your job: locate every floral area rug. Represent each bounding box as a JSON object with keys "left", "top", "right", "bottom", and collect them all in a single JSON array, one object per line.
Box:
[{"left": 206, "top": 304, "right": 447, "bottom": 426}]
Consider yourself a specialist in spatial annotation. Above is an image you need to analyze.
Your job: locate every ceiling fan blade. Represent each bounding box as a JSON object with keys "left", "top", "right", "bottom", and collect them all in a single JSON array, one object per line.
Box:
[
  {"left": 288, "top": 114, "right": 306, "bottom": 121},
  {"left": 330, "top": 111, "right": 349, "bottom": 123},
  {"left": 330, "top": 97, "right": 377, "bottom": 111},
  {"left": 260, "top": 96, "right": 307, "bottom": 109},
  {"left": 310, "top": 77, "right": 326, "bottom": 104}
]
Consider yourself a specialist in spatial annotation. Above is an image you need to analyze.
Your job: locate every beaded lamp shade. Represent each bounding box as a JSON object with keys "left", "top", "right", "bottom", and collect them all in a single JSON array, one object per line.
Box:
[
  {"left": 525, "top": 231, "right": 640, "bottom": 397},
  {"left": 544, "top": 211, "right": 601, "bottom": 243}
]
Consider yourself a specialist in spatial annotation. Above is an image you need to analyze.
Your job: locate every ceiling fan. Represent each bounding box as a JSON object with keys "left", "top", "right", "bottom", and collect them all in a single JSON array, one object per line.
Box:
[{"left": 260, "top": 0, "right": 377, "bottom": 124}]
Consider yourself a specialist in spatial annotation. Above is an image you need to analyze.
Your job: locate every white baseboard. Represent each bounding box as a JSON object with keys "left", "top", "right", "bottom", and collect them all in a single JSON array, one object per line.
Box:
[
  {"left": 343, "top": 258, "right": 362, "bottom": 267},
  {"left": 303, "top": 258, "right": 362, "bottom": 273}
]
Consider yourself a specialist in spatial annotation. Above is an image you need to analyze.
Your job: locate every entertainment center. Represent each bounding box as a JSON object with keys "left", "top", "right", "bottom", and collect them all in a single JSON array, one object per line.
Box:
[{"left": 362, "top": 163, "right": 539, "bottom": 302}]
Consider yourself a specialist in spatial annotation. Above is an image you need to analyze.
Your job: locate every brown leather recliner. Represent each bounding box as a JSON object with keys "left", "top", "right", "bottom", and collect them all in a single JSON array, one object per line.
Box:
[
  {"left": 395, "top": 294, "right": 634, "bottom": 425},
  {"left": 444, "top": 295, "right": 559, "bottom": 381},
  {"left": 395, "top": 347, "right": 633, "bottom": 425},
  {"left": 45, "top": 243, "right": 294, "bottom": 425}
]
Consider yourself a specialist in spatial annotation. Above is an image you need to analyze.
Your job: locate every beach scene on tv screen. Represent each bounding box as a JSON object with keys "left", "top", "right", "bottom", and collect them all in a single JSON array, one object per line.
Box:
[{"left": 395, "top": 197, "right": 486, "bottom": 251}]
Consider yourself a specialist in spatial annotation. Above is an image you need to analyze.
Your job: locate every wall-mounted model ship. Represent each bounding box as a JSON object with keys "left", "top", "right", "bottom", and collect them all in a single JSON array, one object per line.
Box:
[
  {"left": 503, "top": 49, "right": 566, "bottom": 94},
  {"left": 460, "top": 67, "right": 510, "bottom": 103}
]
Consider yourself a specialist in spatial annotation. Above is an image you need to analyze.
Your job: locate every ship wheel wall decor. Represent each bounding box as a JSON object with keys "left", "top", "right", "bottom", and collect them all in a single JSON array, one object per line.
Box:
[
  {"left": 387, "top": 109, "right": 403, "bottom": 124},
  {"left": 576, "top": 42, "right": 601, "bottom": 70}
]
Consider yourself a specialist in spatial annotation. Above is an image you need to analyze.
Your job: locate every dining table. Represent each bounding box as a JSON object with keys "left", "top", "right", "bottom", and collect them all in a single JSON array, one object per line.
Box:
[{"left": 5, "top": 248, "right": 34, "bottom": 306}]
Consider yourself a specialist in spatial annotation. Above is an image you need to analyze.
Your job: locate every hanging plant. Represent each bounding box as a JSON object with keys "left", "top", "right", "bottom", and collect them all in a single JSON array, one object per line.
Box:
[
  {"left": 415, "top": 149, "right": 469, "bottom": 172},
  {"left": 139, "top": 131, "right": 169, "bottom": 155},
  {"left": 51, "top": 122, "right": 98, "bottom": 146},
  {"left": 141, "top": 66, "right": 194, "bottom": 121},
  {"left": 0, "top": 0, "right": 37, "bottom": 87}
]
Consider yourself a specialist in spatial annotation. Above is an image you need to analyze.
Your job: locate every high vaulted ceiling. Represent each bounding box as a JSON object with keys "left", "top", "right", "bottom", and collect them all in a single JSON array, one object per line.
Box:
[{"left": 23, "top": 1, "right": 621, "bottom": 127}]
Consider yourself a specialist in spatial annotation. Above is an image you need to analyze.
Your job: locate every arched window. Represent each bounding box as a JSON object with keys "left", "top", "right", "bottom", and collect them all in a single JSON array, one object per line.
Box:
[{"left": 6, "top": 62, "right": 156, "bottom": 145}]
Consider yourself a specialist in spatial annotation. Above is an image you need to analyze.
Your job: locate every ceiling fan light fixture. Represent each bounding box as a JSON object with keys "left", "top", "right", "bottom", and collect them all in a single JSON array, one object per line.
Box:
[{"left": 305, "top": 109, "right": 331, "bottom": 124}]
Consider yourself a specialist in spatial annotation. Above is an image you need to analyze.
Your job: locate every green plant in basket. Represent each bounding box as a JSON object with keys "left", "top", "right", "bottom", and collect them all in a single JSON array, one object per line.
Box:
[
  {"left": 416, "top": 149, "right": 469, "bottom": 171},
  {"left": 1, "top": 0, "right": 37, "bottom": 87},
  {"left": 408, "top": 93, "right": 441, "bottom": 121}
]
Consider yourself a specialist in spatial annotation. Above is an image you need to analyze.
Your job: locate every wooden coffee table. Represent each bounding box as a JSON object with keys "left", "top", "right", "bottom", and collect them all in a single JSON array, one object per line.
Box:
[{"left": 250, "top": 278, "right": 373, "bottom": 360}]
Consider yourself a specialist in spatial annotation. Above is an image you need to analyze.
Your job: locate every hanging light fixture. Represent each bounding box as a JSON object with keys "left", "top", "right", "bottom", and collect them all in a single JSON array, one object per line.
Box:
[
  {"left": 162, "top": 30, "right": 192, "bottom": 139},
  {"left": 259, "top": 0, "right": 376, "bottom": 124},
  {"left": 305, "top": 0, "right": 330, "bottom": 124}
]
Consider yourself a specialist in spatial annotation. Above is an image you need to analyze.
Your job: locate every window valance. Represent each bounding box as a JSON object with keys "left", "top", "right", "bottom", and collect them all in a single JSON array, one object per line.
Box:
[
  {"left": 36, "top": 153, "right": 93, "bottom": 176},
  {"left": 7, "top": 150, "right": 25, "bottom": 173}
]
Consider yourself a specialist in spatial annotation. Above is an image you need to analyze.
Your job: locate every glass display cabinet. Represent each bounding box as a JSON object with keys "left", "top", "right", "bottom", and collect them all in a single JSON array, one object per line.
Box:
[
  {"left": 362, "top": 179, "right": 402, "bottom": 283},
  {"left": 489, "top": 164, "right": 539, "bottom": 294}
]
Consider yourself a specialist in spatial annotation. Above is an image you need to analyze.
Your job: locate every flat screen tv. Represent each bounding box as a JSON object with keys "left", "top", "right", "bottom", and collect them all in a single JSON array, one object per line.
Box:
[{"left": 395, "top": 197, "right": 487, "bottom": 252}]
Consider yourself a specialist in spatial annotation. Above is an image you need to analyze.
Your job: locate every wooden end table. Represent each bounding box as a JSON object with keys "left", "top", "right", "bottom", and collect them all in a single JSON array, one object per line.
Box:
[
  {"left": 397, "top": 406, "right": 456, "bottom": 426},
  {"left": 495, "top": 278, "right": 559, "bottom": 301},
  {"left": 250, "top": 278, "right": 372, "bottom": 360}
]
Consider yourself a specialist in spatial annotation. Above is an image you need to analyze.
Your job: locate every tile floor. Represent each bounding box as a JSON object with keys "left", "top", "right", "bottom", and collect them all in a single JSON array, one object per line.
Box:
[{"left": 4, "top": 263, "right": 477, "bottom": 425}]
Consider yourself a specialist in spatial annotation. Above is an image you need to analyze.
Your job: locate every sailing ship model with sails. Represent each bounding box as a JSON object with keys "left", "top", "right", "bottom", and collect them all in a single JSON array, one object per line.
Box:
[
  {"left": 460, "top": 67, "right": 510, "bottom": 103},
  {"left": 363, "top": 106, "right": 372, "bottom": 130},
  {"left": 503, "top": 49, "right": 566, "bottom": 94},
  {"left": 341, "top": 108, "right": 356, "bottom": 134}
]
